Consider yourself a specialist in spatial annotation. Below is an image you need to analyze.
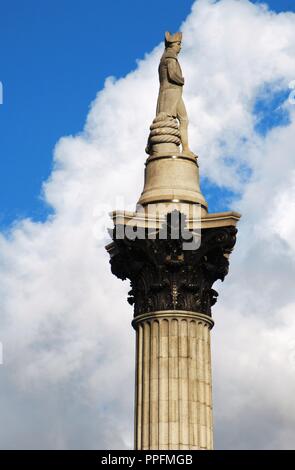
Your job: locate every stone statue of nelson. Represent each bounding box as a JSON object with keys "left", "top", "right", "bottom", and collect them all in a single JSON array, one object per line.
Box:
[{"left": 156, "top": 31, "right": 194, "bottom": 157}]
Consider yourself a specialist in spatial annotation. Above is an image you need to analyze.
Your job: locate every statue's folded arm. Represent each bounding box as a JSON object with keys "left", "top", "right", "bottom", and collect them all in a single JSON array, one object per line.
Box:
[{"left": 167, "top": 59, "right": 184, "bottom": 86}]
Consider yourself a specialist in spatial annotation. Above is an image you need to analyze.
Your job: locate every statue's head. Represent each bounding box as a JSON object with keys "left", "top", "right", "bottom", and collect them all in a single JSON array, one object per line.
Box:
[{"left": 165, "top": 31, "right": 182, "bottom": 54}]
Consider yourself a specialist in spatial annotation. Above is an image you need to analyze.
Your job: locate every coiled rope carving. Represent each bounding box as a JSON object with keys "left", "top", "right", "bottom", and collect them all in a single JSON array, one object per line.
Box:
[{"left": 146, "top": 112, "right": 181, "bottom": 154}]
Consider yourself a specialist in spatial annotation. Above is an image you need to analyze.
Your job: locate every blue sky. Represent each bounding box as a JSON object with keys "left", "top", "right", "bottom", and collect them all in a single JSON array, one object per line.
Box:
[
  {"left": 0, "top": 0, "right": 194, "bottom": 226},
  {"left": 0, "top": 0, "right": 293, "bottom": 227}
]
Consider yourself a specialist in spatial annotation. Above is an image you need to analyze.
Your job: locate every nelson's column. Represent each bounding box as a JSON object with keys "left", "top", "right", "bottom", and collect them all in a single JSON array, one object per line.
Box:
[{"left": 106, "top": 32, "right": 241, "bottom": 450}]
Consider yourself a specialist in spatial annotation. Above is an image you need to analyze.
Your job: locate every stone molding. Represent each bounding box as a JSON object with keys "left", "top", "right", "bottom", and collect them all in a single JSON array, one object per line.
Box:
[{"left": 132, "top": 310, "right": 214, "bottom": 330}]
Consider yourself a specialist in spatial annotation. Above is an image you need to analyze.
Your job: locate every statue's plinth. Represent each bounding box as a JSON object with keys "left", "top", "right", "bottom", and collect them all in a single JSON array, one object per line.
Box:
[
  {"left": 138, "top": 153, "right": 208, "bottom": 212},
  {"left": 110, "top": 209, "right": 240, "bottom": 231}
]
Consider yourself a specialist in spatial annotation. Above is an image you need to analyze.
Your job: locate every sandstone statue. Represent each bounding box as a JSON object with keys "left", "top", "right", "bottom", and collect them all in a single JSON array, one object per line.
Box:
[{"left": 146, "top": 31, "right": 195, "bottom": 157}]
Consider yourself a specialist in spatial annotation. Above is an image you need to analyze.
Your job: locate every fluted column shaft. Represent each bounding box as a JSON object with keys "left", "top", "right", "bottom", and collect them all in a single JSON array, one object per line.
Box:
[{"left": 132, "top": 311, "right": 214, "bottom": 450}]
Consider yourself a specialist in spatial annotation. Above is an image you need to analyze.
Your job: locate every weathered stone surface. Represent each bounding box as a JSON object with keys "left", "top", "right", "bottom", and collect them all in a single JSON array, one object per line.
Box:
[
  {"left": 146, "top": 31, "right": 194, "bottom": 157},
  {"left": 106, "top": 30, "right": 241, "bottom": 452},
  {"left": 109, "top": 211, "right": 237, "bottom": 317},
  {"left": 133, "top": 313, "right": 213, "bottom": 450}
]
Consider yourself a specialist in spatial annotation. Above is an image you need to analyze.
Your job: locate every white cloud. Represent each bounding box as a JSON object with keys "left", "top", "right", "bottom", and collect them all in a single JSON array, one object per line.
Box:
[{"left": 1, "top": 0, "right": 295, "bottom": 449}]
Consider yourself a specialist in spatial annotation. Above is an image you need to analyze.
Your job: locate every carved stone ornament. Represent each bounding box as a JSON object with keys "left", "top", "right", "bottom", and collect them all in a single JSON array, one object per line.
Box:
[{"left": 109, "top": 211, "right": 237, "bottom": 317}]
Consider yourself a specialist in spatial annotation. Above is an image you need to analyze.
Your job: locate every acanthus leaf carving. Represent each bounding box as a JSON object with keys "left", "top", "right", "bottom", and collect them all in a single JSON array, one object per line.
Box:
[{"left": 109, "top": 211, "right": 237, "bottom": 317}]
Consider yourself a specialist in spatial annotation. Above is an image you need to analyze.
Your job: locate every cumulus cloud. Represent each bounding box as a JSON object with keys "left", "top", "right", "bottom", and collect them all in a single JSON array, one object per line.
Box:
[{"left": 1, "top": 0, "right": 295, "bottom": 449}]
